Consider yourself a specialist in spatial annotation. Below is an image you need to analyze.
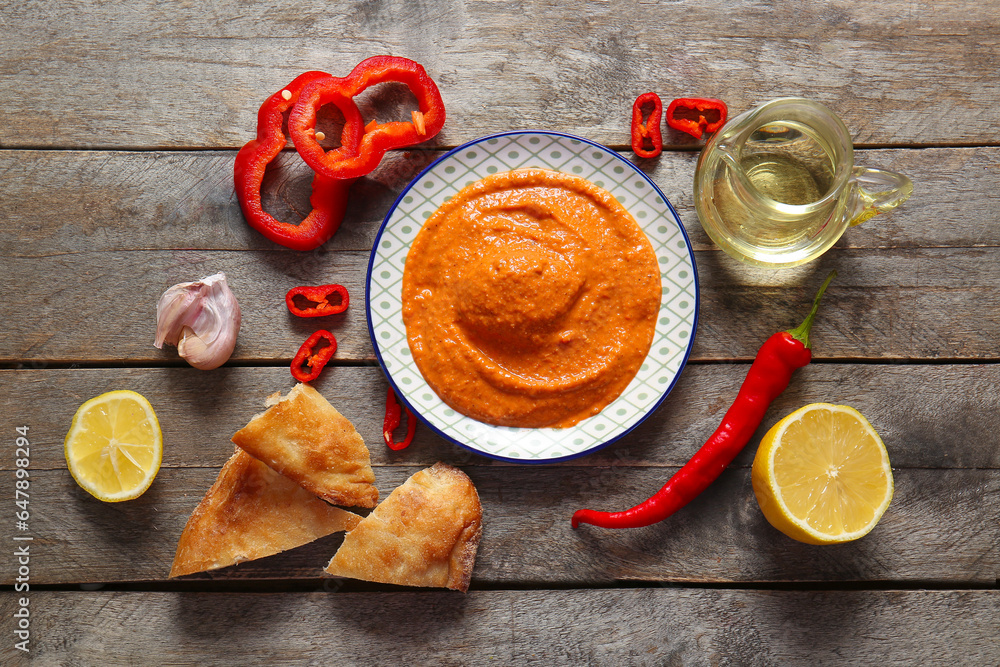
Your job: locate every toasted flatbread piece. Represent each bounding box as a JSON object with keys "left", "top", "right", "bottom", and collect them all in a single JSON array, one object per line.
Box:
[
  {"left": 324, "top": 462, "right": 482, "bottom": 592},
  {"left": 231, "top": 383, "right": 379, "bottom": 508},
  {"left": 170, "top": 447, "right": 361, "bottom": 578}
]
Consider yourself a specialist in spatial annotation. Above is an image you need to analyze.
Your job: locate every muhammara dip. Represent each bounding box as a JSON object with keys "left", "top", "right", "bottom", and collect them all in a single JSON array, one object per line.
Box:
[{"left": 401, "top": 168, "right": 660, "bottom": 428}]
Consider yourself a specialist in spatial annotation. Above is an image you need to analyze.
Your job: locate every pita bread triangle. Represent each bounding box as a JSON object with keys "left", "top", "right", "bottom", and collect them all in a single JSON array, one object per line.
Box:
[
  {"left": 231, "top": 383, "right": 379, "bottom": 508},
  {"left": 324, "top": 462, "right": 482, "bottom": 592},
  {"left": 170, "top": 447, "right": 361, "bottom": 578}
]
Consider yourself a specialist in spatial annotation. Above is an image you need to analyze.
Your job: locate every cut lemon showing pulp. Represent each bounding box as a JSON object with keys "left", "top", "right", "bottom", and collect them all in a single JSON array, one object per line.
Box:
[
  {"left": 65, "top": 390, "right": 163, "bottom": 502},
  {"left": 751, "top": 403, "right": 893, "bottom": 545}
]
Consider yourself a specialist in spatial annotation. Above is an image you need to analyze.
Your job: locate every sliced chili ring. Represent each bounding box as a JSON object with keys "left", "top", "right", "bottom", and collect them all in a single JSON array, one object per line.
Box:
[
  {"left": 285, "top": 284, "right": 350, "bottom": 318},
  {"left": 291, "top": 330, "right": 337, "bottom": 382},
  {"left": 383, "top": 386, "right": 417, "bottom": 451},
  {"left": 630, "top": 92, "right": 663, "bottom": 158},
  {"left": 665, "top": 97, "right": 728, "bottom": 140}
]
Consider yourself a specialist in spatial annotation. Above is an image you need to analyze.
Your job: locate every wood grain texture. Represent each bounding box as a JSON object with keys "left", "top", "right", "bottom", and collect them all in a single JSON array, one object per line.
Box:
[
  {"left": 0, "top": 149, "right": 439, "bottom": 255},
  {"left": 1, "top": 466, "right": 996, "bottom": 585},
  {"left": 2, "top": 589, "right": 997, "bottom": 666},
  {"left": 2, "top": 364, "right": 998, "bottom": 471},
  {"left": 2, "top": 147, "right": 998, "bottom": 256},
  {"left": 4, "top": 245, "right": 1000, "bottom": 363},
  {"left": 2, "top": 0, "right": 998, "bottom": 658},
  {"left": 0, "top": 2, "right": 998, "bottom": 148}
]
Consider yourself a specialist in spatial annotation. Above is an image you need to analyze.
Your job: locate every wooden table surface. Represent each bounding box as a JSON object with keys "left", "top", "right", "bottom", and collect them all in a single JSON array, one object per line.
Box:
[{"left": 2, "top": 1, "right": 999, "bottom": 664}]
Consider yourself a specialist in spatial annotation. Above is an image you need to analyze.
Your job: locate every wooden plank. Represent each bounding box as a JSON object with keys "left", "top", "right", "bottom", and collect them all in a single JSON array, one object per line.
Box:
[
  {"left": 3, "top": 364, "right": 998, "bottom": 471},
  {"left": 0, "top": 149, "right": 439, "bottom": 255},
  {"left": 1, "top": 466, "right": 995, "bottom": 585},
  {"left": 4, "top": 244, "right": 1000, "bottom": 363},
  {"left": 0, "top": 3, "right": 998, "bottom": 147},
  {"left": 2, "top": 147, "right": 997, "bottom": 256},
  {"left": 3, "top": 589, "right": 997, "bottom": 665}
]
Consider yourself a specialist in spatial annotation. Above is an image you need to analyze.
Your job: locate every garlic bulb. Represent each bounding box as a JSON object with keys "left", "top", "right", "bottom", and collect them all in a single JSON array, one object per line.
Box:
[{"left": 154, "top": 273, "right": 241, "bottom": 370}]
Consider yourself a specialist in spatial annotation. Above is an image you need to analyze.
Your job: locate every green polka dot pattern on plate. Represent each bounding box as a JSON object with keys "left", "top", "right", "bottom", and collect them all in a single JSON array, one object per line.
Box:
[{"left": 368, "top": 132, "right": 697, "bottom": 462}]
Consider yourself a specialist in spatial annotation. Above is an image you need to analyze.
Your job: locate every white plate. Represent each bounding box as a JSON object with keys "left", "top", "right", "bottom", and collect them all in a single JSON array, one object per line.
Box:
[{"left": 366, "top": 131, "right": 699, "bottom": 462}]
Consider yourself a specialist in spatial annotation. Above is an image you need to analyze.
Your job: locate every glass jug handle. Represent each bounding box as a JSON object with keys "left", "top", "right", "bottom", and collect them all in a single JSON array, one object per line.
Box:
[{"left": 846, "top": 167, "right": 914, "bottom": 226}]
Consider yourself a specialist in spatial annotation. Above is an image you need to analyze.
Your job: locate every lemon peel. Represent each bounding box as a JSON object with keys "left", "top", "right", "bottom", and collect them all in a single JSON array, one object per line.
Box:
[
  {"left": 64, "top": 390, "right": 163, "bottom": 502},
  {"left": 751, "top": 403, "right": 893, "bottom": 545}
]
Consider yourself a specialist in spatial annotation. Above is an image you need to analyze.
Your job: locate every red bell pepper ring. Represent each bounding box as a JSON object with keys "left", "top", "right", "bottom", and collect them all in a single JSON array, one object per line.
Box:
[
  {"left": 288, "top": 56, "right": 446, "bottom": 180},
  {"left": 383, "top": 387, "right": 416, "bottom": 451},
  {"left": 630, "top": 92, "right": 663, "bottom": 158},
  {"left": 233, "top": 71, "right": 365, "bottom": 251},
  {"left": 291, "top": 330, "right": 337, "bottom": 383},
  {"left": 665, "top": 97, "right": 728, "bottom": 139},
  {"left": 285, "top": 284, "right": 350, "bottom": 318}
]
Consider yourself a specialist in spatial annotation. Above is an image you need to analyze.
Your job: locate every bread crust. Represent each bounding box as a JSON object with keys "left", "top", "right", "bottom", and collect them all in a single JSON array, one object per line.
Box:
[
  {"left": 170, "top": 447, "right": 361, "bottom": 578},
  {"left": 324, "top": 462, "right": 482, "bottom": 592},
  {"left": 231, "top": 383, "right": 378, "bottom": 508}
]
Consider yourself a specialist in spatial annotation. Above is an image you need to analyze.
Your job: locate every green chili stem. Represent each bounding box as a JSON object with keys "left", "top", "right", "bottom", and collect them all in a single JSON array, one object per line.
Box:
[{"left": 785, "top": 270, "right": 837, "bottom": 349}]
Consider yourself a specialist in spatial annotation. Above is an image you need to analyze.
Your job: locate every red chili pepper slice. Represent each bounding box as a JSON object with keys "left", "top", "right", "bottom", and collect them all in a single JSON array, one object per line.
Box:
[
  {"left": 665, "top": 97, "right": 728, "bottom": 140},
  {"left": 233, "top": 71, "right": 365, "bottom": 251},
  {"left": 291, "top": 330, "right": 337, "bottom": 383},
  {"left": 630, "top": 92, "right": 663, "bottom": 158},
  {"left": 288, "top": 56, "right": 446, "bottom": 180},
  {"left": 285, "top": 284, "right": 350, "bottom": 318},
  {"left": 383, "top": 387, "right": 417, "bottom": 451},
  {"left": 572, "top": 271, "right": 836, "bottom": 529}
]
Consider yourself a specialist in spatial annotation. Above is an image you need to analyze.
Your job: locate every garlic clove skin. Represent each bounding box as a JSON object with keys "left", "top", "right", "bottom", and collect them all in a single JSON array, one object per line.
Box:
[
  {"left": 154, "top": 273, "right": 241, "bottom": 370},
  {"left": 176, "top": 326, "right": 215, "bottom": 371}
]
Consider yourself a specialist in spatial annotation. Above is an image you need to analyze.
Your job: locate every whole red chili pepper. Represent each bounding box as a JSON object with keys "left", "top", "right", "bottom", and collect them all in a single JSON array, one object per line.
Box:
[
  {"left": 631, "top": 92, "right": 663, "bottom": 158},
  {"left": 291, "top": 330, "right": 337, "bottom": 383},
  {"left": 383, "top": 387, "right": 417, "bottom": 451},
  {"left": 285, "top": 284, "right": 350, "bottom": 318},
  {"left": 572, "top": 271, "right": 836, "bottom": 530},
  {"left": 289, "top": 56, "right": 446, "bottom": 180},
  {"left": 233, "top": 71, "right": 365, "bottom": 251},
  {"left": 665, "top": 97, "right": 728, "bottom": 139}
]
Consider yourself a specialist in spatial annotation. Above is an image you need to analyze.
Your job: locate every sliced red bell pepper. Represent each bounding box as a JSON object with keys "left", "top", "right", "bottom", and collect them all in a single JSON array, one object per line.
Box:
[
  {"left": 288, "top": 56, "right": 446, "bottom": 180},
  {"left": 291, "top": 330, "right": 337, "bottom": 382},
  {"left": 665, "top": 97, "right": 728, "bottom": 139},
  {"left": 233, "top": 71, "right": 365, "bottom": 251},
  {"left": 285, "top": 284, "right": 350, "bottom": 318},
  {"left": 383, "top": 387, "right": 417, "bottom": 451},
  {"left": 630, "top": 92, "right": 663, "bottom": 158}
]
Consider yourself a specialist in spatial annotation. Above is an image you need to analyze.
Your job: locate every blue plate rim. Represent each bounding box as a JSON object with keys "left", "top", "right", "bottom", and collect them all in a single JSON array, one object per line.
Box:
[{"left": 366, "top": 129, "right": 700, "bottom": 464}]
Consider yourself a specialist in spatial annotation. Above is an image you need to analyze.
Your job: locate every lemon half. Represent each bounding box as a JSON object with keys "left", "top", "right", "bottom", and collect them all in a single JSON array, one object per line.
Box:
[
  {"left": 65, "top": 390, "right": 163, "bottom": 502},
  {"left": 751, "top": 403, "right": 893, "bottom": 545}
]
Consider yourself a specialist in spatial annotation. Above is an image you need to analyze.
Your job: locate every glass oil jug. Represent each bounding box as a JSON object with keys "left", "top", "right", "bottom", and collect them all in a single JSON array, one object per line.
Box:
[{"left": 694, "top": 98, "right": 912, "bottom": 268}]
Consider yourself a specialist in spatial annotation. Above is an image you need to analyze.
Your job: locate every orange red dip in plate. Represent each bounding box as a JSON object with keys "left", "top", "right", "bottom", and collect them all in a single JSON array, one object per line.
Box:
[{"left": 402, "top": 168, "right": 661, "bottom": 428}]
